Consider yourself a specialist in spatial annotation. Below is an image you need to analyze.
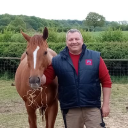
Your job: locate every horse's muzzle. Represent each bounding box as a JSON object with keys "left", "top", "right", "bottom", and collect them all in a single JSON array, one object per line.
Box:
[{"left": 29, "top": 76, "right": 41, "bottom": 89}]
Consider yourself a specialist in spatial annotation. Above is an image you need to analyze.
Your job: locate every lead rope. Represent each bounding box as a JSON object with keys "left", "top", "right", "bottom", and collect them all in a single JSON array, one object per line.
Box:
[
  {"left": 100, "top": 109, "right": 106, "bottom": 128},
  {"left": 23, "top": 86, "right": 48, "bottom": 117}
]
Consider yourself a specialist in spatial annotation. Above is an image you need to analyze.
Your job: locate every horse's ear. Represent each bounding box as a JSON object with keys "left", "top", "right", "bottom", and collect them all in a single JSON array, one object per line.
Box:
[
  {"left": 42, "top": 27, "right": 48, "bottom": 40},
  {"left": 21, "top": 30, "right": 31, "bottom": 42}
]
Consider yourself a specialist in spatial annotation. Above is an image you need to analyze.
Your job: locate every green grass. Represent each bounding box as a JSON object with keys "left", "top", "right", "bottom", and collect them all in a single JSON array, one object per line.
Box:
[
  {"left": 111, "top": 76, "right": 128, "bottom": 84},
  {"left": 0, "top": 80, "right": 17, "bottom": 100},
  {"left": 0, "top": 80, "right": 64, "bottom": 128},
  {"left": 0, "top": 72, "right": 15, "bottom": 80},
  {"left": 0, "top": 80, "right": 128, "bottom": 128}
]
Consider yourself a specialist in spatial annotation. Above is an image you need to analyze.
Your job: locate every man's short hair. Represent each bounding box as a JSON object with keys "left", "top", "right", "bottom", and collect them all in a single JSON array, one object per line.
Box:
[{"left": 66, "top": 29, "right": 83, "bottom": 40}]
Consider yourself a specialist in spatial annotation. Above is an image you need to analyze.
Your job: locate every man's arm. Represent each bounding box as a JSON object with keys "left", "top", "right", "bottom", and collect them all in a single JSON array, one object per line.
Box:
[
  {"left": 99, "top": 57, "right": 112, "bottom": 117},
  {"left": 102, "top": 87, "right": 111, "bottom": 117},
  {"left": 41, "top": 64, "right": 56, "bottom": 85}
]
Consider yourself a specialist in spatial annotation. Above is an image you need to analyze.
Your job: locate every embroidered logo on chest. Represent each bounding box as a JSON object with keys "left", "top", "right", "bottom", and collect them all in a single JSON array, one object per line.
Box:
[{"left": 85, "top": 59, "right": 92, "bottom": 65}]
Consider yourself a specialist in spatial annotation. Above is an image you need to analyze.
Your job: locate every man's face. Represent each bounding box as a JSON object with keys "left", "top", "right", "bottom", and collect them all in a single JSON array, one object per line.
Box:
[{"left": 66, "top": 32, "right": 83, "bottom": 55}]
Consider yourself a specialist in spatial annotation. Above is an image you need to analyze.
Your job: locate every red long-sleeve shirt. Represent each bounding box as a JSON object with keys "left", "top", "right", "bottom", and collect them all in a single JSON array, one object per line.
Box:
[{"left": 44, "top": 53, "right": 112, "bottom": 88}]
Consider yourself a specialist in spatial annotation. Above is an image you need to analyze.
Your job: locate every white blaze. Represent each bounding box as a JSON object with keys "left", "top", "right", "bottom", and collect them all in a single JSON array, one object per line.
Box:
[{"left": 33, "top": 46, "right": 40, "bottom": 69}]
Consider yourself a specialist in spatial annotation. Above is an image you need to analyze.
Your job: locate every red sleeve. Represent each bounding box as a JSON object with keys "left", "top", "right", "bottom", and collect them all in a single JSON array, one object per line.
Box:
[
  {"left": 99, "top": 57, "right": 112, "bottom": 88},
  {"left": 44, "top": 64, "right": 56, "bottom": 85}
]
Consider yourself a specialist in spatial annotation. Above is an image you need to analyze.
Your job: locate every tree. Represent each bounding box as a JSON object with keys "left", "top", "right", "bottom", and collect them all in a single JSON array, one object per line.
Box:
[
  {"left": 0, "top": 17, "right": 11, "bottom": 26},
  {"left": 7, "top": 16, "right": 26, "bottom": 32},
  {"left": 85, "top": 12, "right": 105, "bottom": 31}
]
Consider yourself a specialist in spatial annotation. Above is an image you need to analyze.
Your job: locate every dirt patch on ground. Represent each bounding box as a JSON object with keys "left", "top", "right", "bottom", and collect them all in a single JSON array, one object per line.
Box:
[
  {"left": 0, "top": 99, "right": 128, "bottom": 128},
  {"left": 104, "top": 113, "right": 128, "bottom": 128},
  {"left": 0, "top": 82, "right": 128, "bottom": 128}
]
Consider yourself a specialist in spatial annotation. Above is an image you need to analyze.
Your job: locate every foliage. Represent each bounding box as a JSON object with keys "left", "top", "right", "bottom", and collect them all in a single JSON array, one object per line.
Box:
[
  {"left": 0, "top": 42, "right": 128, "bottom": 81},
  {"left": 56, "top": 32, "right": 66, "bottom": 43},
  {"left": 10, "top": 33, "right": 26, "bottom": 43},
  {"left": 47, "top": 29, "right": 58, "bottom": 43},
  {"left": 85, "top": 12, "right": 105, "bottom": 31},
  {"left": 0, "top": 14, "right": 83, "bottom": 32},
  {"left": 7, "top": 17, "right": 26, "bottom": 32},
  {"left": 0, "top": 29, "right": 14, "bottom": 42},
  {"left": 81, "top": 30, "right": 96, "bottom": 43},
  {"left": 86, "top": 42, "right": 128, "bottom": 59},
  {"left": 0, "top": 42, "right": 128, "bottom": 59},
  {"left": 1, "top": 28, "right": 128, "bottom": 44},
  {"left": 1, "top": 14, "right": 128, "bottom": 33},
  {"left": 0, "top": 71, "right": 14, "bottom": 80},
  {"left": 0, "top": 29, "right": 66, "bottom": 43},
  {"left": 111, "top": 76, "right": 128, "bottom": 84},
  {"left": 100, "top": 28, "right": 124, "bottom": 42},
  {"left": 1, "top": 14, "right": 128, "bottom": 32}
]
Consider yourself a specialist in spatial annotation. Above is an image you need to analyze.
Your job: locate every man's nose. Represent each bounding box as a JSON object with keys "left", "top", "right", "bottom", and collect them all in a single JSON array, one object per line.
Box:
[{"left": 72, "top": 39, "right": 77, "bottom": 43}]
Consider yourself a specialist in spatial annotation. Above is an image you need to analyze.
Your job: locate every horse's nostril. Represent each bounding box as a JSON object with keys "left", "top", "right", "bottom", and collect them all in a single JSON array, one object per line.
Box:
[
  {"left": 29, "top": 77, "right": 40, "bottom": 84},
  {"left": 35, "top": 77, "right": 40, "bottom": 83},
  {"left": 29, "top": 77, "right": 33, "bottom": 84}
]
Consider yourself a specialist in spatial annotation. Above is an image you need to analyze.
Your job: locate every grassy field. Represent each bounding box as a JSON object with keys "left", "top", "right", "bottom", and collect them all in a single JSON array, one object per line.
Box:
[{"left": 0, "top": 80, "right": 128, "bottom": 128}]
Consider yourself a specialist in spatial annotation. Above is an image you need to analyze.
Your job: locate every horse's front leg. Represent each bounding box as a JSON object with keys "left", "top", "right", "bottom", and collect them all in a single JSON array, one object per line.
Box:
[
  {"left": 45, "top": 98, "right": 58, "bottom": 128},
  {"left": 25, "top": 104, "right": 37, "bottom": 128}
]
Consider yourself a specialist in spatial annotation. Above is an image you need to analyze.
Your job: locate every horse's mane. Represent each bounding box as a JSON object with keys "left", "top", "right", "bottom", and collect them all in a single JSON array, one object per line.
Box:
[{"left": 27, "top": 35, "right": 48, "bottom": 48}]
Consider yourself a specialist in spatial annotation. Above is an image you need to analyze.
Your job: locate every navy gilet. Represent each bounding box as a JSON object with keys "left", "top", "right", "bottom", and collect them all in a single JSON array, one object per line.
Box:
[{"left": 52, "top": 44, "right": 101, "bottom": 110}]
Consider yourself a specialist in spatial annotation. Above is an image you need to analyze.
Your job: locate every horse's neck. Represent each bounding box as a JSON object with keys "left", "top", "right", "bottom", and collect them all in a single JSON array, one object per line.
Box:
[
  {"left": 20, "top": 52, "right": 26, "bottom": 62},
  {"left": 47, "top": 48, "right": 57, "bottom": 65},
  {"left": 20, "top": 56, "right": 27, "bottom": 66}
]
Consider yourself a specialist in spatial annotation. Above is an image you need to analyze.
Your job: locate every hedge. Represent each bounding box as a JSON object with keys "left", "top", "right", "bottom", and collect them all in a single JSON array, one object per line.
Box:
[
  {"left": 0, "top": 42, "right": 128, "bottom": 59},
  {"left": 0, "top": 42, "right": 128, "bottom": 79}
]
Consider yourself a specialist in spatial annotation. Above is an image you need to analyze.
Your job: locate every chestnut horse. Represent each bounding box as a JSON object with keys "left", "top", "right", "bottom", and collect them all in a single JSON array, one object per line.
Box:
[{"left": 15, "top": 27, "right": 58, "bottom": 128}]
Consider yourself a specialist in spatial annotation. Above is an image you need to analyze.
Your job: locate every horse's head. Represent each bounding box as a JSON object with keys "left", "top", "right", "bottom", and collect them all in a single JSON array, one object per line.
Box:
[{"left": 21, "top": 27, "right": 51, "bottom": 89}]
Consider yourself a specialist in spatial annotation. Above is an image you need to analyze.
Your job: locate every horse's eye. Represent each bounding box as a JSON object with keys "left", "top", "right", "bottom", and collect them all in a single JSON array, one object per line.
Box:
[
  {"left": 44, "top": 51, "right": 47, "bottom": 55},
  {"left": 26, "top": 51, "right": 28, "bottom": 55}
]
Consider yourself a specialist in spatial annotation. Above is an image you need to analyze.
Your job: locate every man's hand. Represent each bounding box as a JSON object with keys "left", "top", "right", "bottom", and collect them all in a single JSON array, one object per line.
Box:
[
  {"left": 41, "top": 75, "right": 46, "bottom": 85},
  {"left": 101, "top": 104, "right": 110, "bottom": 117}
]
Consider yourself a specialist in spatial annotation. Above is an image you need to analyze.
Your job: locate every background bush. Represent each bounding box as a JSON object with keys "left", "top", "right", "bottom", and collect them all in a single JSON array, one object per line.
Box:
[
  {"left": 0, "top": 42, "right": 128, "bottom": 59},
  {"left": 1, "top": 28, "right": 128, "bottom": 43},
  {"left": 11, "top": 33, "right": 26, "bottom": 43},
  {"left": 1, "top": 28, "right": 128, "bottom": 80},
  {"left": 100, "top": 28, "right": 124, "bottom": 42}
]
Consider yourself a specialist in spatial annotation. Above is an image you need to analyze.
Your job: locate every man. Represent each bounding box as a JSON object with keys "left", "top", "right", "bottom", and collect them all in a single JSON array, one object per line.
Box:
[{"left": 43, "top": 29, "right": 112, "bottom": 128}]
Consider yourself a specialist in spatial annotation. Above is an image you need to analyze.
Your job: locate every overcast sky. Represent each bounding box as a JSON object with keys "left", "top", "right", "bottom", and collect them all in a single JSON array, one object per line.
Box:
[{"left": 0, "top": 0, "right": 128, "bottom": 21}]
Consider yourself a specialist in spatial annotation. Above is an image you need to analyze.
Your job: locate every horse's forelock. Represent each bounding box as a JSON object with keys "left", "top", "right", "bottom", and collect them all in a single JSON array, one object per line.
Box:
[{"left": 28, "top": 35, "right": 48, "bottom": 48}]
